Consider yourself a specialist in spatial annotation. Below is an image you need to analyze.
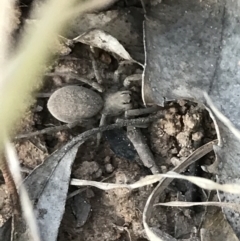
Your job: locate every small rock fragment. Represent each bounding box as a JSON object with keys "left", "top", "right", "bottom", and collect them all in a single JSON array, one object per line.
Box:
[
  {"left": 86, "top": 189, "right": 95, "bottom": 199},
  {"left": 176, "top": 132, "right": 191, "bottom": 147},
  {"left": 104, "top": 156, "right": 111, "bottom": 164},
  {"left": 105, "top": 163, "right": 114, "bottom": 173},
  {"left": 160, "top": 166, "right": 168, "bottom": 173},
  {"left": 171, "top": 157, "right": 181, "bottom": 167},
  {"left": 178, "top": 148, "right": 192, "bottom": 157},
  {"left": 192, "top": 131, "right": 204, "bottom": 142},
  {"left": 94, "top": 168, "right": 102, "bottom": 179},
  {"left": 183, "top": 112, "right": 201, "bottom": 131},
  {"left": 71, "top": 195, "right": 91, "bottom": 228},
  {"left": 73, "top": 161, "right": 102, "bottom": 180},
  {"left": 161, "top": 108, "right": 182, "bottom": 136}
]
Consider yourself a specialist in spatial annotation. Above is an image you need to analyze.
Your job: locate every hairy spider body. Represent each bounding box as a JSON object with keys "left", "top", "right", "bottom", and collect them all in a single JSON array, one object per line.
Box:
[{"left": 47, "top": 85, "right": 132, "bottom": 123}]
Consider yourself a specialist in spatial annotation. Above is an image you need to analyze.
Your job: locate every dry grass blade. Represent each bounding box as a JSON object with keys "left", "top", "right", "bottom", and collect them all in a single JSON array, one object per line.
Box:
[
  {"left": 71, "top": 174, "right": 164, "bottom": 190},
  {"left": 144, "top": 226, "right": 172, "bottom": 241},
  {"left": 162, "top": 172, "right": 240, "bottom": 194},
  {"left": 155, "top": 201, "right": 240, "bottom": 212},
  {"left": 72, "top": 167, "right": 240, "bottom": 194},
  {"left": 4, "top": 140, "right": 41, "bottom": 241},
  {"left": 204, "top": 92, "right": 240, "bottom": 141}
]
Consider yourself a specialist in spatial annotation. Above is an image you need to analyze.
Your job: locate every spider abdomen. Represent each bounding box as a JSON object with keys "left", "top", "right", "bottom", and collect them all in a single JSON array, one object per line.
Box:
[{"left": 47, "top": 85, "right": 103, "bottom": 123}]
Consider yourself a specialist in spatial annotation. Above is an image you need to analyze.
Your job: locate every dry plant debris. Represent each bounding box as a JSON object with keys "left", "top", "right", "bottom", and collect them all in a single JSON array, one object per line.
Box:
[{"left": 1, "top": 1, "right": 240, "bottom": 241}]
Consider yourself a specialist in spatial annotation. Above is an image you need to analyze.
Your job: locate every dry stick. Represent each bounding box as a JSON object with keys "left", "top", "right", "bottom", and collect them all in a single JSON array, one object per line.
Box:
[
  {"left": 96, "top": 113, "right": 107, "bottom": 147},
  {"left": 35, "top": 92, "right": 51, "bottom": 98},
  {"left": 61, "top": 118, "right": 164, "bottom": 152},
  {"left": 45, "top": 72, "right": 104, "bottom": 92},
  {"left": 125, "top": 108, "right": 163, "bottom": 174},
  {"left": 14, "top": 115, "right": 163, "bottom": 140},
  {"left": 14, "top": 121, "right": 79, "bottom": 140},
  {"left": 15, "top": 117, "right": 155, "bottom": 141},
  {"left": 89, "top": 46, "right": 103, "bottom": 84},
  {"left": 116, "top": 112, "right": 164, "bottom": 125},
  {"left": 57, "top": 56, "right": 81, "bottom": 61},
  {"left": 127, "top": 126, "right": 160, "bottom": 174},
  {"left": 125, "top": 106, "right": 161, "bottom": 118}
]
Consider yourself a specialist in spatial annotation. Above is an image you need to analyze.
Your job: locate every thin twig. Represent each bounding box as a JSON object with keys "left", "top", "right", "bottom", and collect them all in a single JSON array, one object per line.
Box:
[
  {"left": 45, "top": 72, "right": 104, "bottom": 92},
  {"left": 89, "top": 46, "right": 103, "bottom": 84},
  {"left": 14, "top": 121, "right": 79, "bottom": 140},
  {"left": 127, "top": 126, "right": 160, "bottom": 174},
  {"left": 125, "top": 106, "right": 161, "bottom": 118},
  {"left": 35, "top": 92, "right": 52, "bottom": 98},
  {"left": 60, "top": 117, "right": 161, "bottom": 152},
  {"left": 15, "top": 116, "right": 159, "bottom": 140},
  {"left": 116, "top": 113, "right": 163, "bottom": 125},
  {"left": 97, "top": 114, "right": 107, "bottom": 147}
]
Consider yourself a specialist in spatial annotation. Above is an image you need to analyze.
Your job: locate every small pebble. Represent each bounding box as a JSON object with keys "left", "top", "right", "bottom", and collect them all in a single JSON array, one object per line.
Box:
[
  {"left": 183, "top": 112, "right": 201, "bottom": 131},
  {"left": 183, "top": 209, "right": 192, "bottom": 219},
  {"left": 34, "top": 105, "right": 43, "bottom": 112},
  {"left": 105, "top": 163, "right": 114, "bottom": 173},
  {"left": 52, "top": 76, "right": 63, "bottom": 86},
  {"left": 171, "top": 157, "right": 181, "bottom": 167},
  {"left": 73, "top": 161, "right": 102, "bottom": 180},
  {"left": 170, "top": 148, "right": 178, "bottom": 154},
  {"left": 100, "top": 52, "right": 112, "bottom": 64},
  {"left": 176, "top": 132, "right": 191, "bottom": 147},
  {"left": 104, "top": 156, "right": 111, "bottom": 164},
  {"left": 192, "top": 131, "right": 204, "bottom": 142},
  {"left": 86, "top": 188, "right": 95, "bottom": 199},
  {"left": 160, "top": 165, "right": 168, "bottom": 173},
  {"left": 93, "top": 168, "right": 102, "bottom": 179},
  {"left": 177, "top": 99, "right": 187, "bottom": 107}
]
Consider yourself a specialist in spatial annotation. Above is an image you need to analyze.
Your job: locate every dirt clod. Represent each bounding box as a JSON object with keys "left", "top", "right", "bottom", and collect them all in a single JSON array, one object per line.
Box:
[{"left": 73, "top": 161, "right": 102, "bottom": 180}]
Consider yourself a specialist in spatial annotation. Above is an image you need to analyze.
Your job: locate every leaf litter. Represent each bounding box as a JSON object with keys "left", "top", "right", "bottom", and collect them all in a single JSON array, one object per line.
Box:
[
  {"left": 64, "top": 7, "right": 144, "bottom": 63},
  {"left": 73, "top": 29, "right": 137, "bottom": 64},
  {"left": 2, "top": 0, "right": 240, "bottom": 241}
]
